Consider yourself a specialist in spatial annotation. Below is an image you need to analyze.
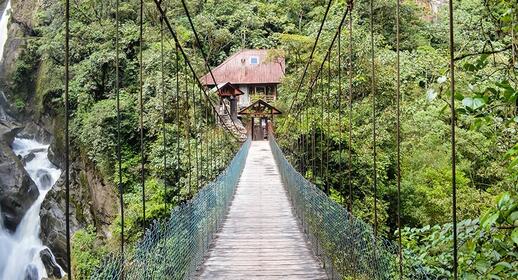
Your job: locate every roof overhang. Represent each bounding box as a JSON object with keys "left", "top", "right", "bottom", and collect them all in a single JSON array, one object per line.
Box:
[
  {"left": 239, "top": 99, "right": 282, "bottom": 117},
  {"left": 209, "top": 82, "right": 245, "bottom": 96}
]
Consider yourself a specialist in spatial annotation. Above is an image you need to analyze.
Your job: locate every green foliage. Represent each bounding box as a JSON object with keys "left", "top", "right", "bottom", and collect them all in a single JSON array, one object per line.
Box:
[
  {"left": 12, "top": 0, "right": 515, "bottom": 277},
  {"left": 71, "top": 226, "right": 107, "bottom": 279},
  {"left": 402, "top": 193, "right": 518, "bottom": 279}
]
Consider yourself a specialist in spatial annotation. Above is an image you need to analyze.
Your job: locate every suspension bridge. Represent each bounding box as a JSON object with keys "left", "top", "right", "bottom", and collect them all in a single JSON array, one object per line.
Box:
[{"left": 59, "top": 0, "right": 462, "bottom": 279}]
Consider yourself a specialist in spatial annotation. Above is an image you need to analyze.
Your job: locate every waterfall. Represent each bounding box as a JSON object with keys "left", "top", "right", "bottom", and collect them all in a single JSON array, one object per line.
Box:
[
  {"left": 0, "top": 0, "right": 11, "bottom": 64},
  {"left": 0, "top": 138, "right": 63, "bottom": 280},
  {"left": 0, "top": 2, "right": 64, "bottom": 279},
  {"left": 0, "top": 1, "right": 11, "bottom": 120},
  {"left": 0, "top": 90, "right": 9, "bottom": 120}
]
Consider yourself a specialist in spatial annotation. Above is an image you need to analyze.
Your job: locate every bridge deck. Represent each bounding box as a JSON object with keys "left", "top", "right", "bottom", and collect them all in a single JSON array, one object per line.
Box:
[{"left": 197, "top": 141, "right": 327, "bottom": 279}]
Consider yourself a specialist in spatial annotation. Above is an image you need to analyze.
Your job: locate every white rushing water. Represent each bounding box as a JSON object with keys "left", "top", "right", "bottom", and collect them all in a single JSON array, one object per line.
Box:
[
  {"left": 0, "top": 2, "right": 64, "bottom": 279},
  {"left": 0, "top": 0, "right": 11, "bottom": 64},
  {"left": 0, "top": 90, "right": 9, "bottom": 120},
  {"left": 0, "top": 1, "right": 12, "bottom": 120},
  {"left": 0, "top": 138, "right": 63, "bottom": 280}
]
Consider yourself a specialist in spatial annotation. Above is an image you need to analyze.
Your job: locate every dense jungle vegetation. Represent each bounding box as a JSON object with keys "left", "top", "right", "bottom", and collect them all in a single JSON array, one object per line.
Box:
[{"left": 11, "top": 0, "right": 516, "bottom": 278}]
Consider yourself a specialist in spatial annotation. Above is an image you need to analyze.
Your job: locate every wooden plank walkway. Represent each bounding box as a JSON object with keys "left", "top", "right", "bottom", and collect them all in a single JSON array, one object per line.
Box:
[{"left": 197, "top": 141, "right": 327, "bottom": 280}]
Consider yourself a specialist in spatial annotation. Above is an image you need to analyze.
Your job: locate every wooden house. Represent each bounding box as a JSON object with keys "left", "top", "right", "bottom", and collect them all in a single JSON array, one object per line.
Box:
[{"left": 201, "top": 49, "right": 285, "bottom": 108}]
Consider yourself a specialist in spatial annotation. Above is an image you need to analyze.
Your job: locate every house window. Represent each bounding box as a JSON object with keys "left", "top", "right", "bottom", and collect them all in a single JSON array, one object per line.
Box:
[
  {"left": 250, "top": 56, "right": 259, "bottom": 65},
  {"left": 255, "top": 86, "right": 266, "bottom": 95}
]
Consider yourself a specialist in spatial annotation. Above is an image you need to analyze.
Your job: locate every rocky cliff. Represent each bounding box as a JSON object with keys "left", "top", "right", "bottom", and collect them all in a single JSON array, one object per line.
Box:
[
  {"left": 0, "top": 0, "right": 119, "bottom": 272},
  {"left": 0, "top": 122, "right": 39, "bottom": 232}
]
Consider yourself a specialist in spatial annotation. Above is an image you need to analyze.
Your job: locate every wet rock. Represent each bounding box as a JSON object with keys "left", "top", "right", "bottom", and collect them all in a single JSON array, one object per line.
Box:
[
  {"left": 22, "top": 151, "right": 35, "bottom": 164},
  {"left": 36, "top": 169, "right": 52, "bottom": 190},
  {"left": 0, "top": 123, "right": 39, "bottom": 231},
  {"left": 23, "top": 264, "right": 38, "bottom": 280},
  {"left": 18, "top": 123, "right": 52, "bottom": 144},
  {"left": 47, "top": 144, "right": 60, "bottom": 168},
  {"left": 40, "top": 247, "right": 63, "bottom": 279},
  {"left": 40, "top": 159, "right": 118, "bottom": 271}
]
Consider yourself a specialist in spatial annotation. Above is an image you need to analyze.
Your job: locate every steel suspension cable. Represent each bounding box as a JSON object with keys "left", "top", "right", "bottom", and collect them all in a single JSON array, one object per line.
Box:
[
  {"left": 139, "top": 0, "right": 146, "bottom": 231},
  {"left": 512, "top": 7, "right": 516, "bottom": 66},
  {"left": 151, "top": 0, "right": 238, "bottom": 140},
  {"left": 204, "top": 99, "right": 209, "bottom": 184},
  {"left": 326, "top": 51, "right": 331, "bottom": 195},
  {"left": 291, "top": 5, "right": 351, "bottom": 123},
  {"left": 395, "top": 0, "right": 403, "bottom": 277},
  {"left": 285, "top": 0, "right": 334, "bottom": 117},
  {"left": 160, "top": 11, "right": 168, "bottom": 210},
  {"left": 369, "top": 0, "right": 378, "bottom": 237},
  {"left": 347, "top": 0, "right": 354, "bottom": 215},
  {"left": 64, "top": 0, "right": 71, "bottom": 276},
  {"left": 337, "top": 20, "right": 343, "bottom": 205},
  {"left": 320, "top": 75, "right": 324, "bottom": 182},
  {"left": 179, "top": 0, "right": 241, "bottom": 133},
  {"left": 192, "top": 73, "right": 200, "bottom": 188},
  {"left": 175, "top": 43, "right": 181, "bottom": 196},
  {"left": 311, "top": 87, "right": 316, "bottom": 180},
  {"left": 447, "top": 0, "right": 458, "bottom": 277},
  {"left": 297, "top": 110, "right": 305, "bottom": 174},
  {"left": 115, "top": 0, "right": 125, "bottom": 262},
  {"left": 304, "top": 106, "right": 315, "bottom": 176},
  {"left": 185, "top": 60, "right": 192, "bottom": 197},
  {"left": 301, "top": 111, "right": 306, "bottom": 175}
]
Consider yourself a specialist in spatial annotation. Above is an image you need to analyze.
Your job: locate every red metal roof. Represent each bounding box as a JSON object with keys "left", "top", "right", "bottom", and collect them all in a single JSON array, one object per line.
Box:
[
  {"left": 210, "top": 82, "right": 245, "bottom": 96},
  {"left": 201, "top": 49, "right": 285, "bottom": 86},
  {"left": 239, "top": 99, "right": 282, "bottom": 116}
]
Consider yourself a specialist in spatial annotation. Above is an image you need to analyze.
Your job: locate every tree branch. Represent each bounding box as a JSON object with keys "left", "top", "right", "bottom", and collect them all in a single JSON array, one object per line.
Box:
[{"left": 454, "top": 45, "right": 512, "bottom": 61}]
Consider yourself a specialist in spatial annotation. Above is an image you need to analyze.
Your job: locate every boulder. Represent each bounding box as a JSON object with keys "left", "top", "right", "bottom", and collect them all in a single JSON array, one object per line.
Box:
[
  {"left": 17, "top": 122, "right": 52, "bottom": 143},
  {"left": 0, "top": 122, "right": 39, "bottom": 231},
  {"left": 39, "top": 247, "right": 64, "bottom": 279},
  {"left": 21, "top": 151, "right": 35, "bottom": 164}
]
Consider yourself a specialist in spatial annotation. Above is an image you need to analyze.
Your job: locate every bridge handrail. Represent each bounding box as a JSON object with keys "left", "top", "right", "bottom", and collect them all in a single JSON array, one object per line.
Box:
[
  {"left": 90, "top": 138, "right": 251, "bottom": 280},
  {"left": 269, "top": 135, "right": 432, "bottom": 280}
]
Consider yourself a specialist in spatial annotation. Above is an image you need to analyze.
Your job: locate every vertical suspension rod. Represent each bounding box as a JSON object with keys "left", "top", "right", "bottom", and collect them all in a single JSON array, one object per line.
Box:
[
  {"left": 64, "top": 0, "right": 71, "bottom": 277},
  {"left": 139, "top": 0, "right": 146, "bottom": 231},
  {"left": 369, "top": 0, "right": 378, "bottom": 237},
  {"left": 447, "top": 0, "right": 458, "bottom": 277},
  {"left": 160, "top": 9, "right": 168, "bottom": 210},
  {"left": 396, "top": 0, "right": 403, "bottom": 277},
  {"left": 115, "top": 0, "right": 125, "bottom": 262},
  {"left": 348, "top": 0, "right": 354, "bottom": 214}
]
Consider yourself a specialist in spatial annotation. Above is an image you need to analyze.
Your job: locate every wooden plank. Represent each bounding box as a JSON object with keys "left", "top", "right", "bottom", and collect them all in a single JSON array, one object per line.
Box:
[{"left": 197, "top": 141, "right": 327, "bottom": 279}]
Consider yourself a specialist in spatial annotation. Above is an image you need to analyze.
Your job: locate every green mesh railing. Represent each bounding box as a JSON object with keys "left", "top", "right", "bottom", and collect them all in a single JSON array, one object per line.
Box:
[
  {"left": 269, "top": 136, "right": 432, "bottom": 280},
  {"left": 90, "top": 139, "right": 251, "bottom": 280}
]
